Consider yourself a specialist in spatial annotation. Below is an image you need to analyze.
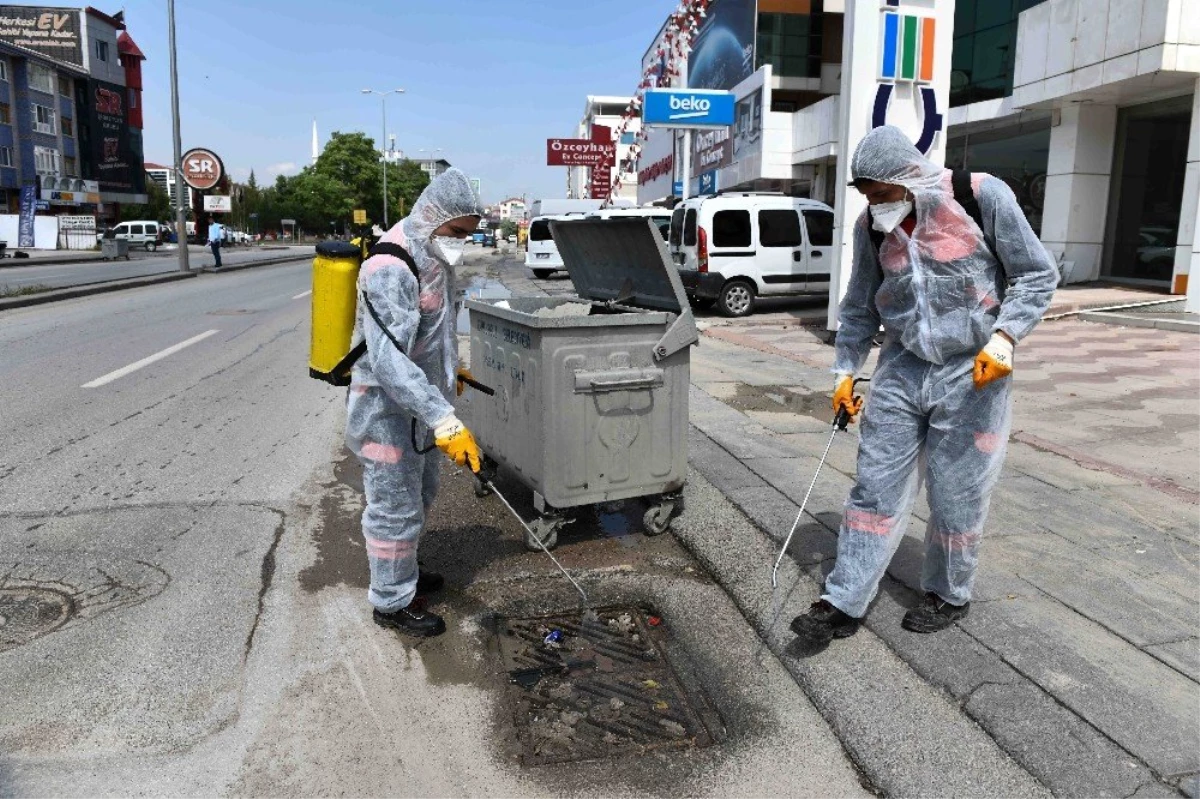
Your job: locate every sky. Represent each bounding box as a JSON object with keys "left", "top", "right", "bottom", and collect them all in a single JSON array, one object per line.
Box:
[{"left": 125, "top": 0, "right": 676, "bottom": 205}]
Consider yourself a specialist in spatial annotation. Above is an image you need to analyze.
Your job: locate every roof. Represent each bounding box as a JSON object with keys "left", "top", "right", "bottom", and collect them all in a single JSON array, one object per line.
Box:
[
  {"left": 85, "top": 7, "right": 126, "bottom": 30},
  {"left": 117, "top": 32, "right": 145, "bottom": 59},
  {"left": 144, "top": 162, "right": 171, "bottom": 170}
]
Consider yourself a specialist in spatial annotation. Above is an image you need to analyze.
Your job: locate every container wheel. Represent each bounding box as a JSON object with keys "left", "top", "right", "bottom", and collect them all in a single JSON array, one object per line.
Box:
[
  {"left": 718, "top": 280, "right": 755, "bottom": 318},
  {"left": 145, "top": 242, "right": 157, "bottom": 252},
  {"left": 532, "top": 269, "right": 554, "bottom": 279},
  {"left": 643, "top": 504, "right": 674, "bottom": 536},
  {"left": 525, "top": 518, "right": 559, "bottom": 551}
]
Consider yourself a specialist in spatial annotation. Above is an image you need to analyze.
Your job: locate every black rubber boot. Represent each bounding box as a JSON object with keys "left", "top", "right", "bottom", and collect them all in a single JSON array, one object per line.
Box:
[
  {"left": 901, "top": 592, "right": 970, "bottom": 634},
  {"left": 373, "top": 604, "right": 447, "bottom": 638},
  {"left": 790, "top": 599, "right": 861, "bottom": 644}
]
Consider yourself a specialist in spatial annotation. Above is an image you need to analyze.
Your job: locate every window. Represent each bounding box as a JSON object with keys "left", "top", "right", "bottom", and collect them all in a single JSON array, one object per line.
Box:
[
  {"left": 0, "top": 146, "right": 12, "bottom": 167},
  {"left": 0, "top": 103, "right": 10, "bottom": 125},
  {"left": 63, "top": 155, "right": 77, "bottom": 176},
  {"left": 529, "top": 220, "right": 552, "bottom": 241},
  {"left": 96, "top": 40, "right": 109, "bottom": 62},
  {"left": 756, "top": 11, "right": 824, "bottom": 79},
  {"left": 61, "top": 116, "right": 73, "bottom": 137},
  {"left": 33, "top": 145, "right": 60, "bottom": 175},
  {"left": 32, "top": 103, "right": 56, "bottom": 135},
  {"left": 0, "top": 61, "right": 8, "bottom": 82},
  {"left": 804, "top": 210, "right": 835, "bottom": 246},
  {"left": 58, "top": 75, "right": 72, "bottom": 97},
  {"left": 128, "top": 90, "right": 137, "bottom": 110},
  {"left": 683, "top": 209, "right": 697, "bottom": 246},
  {"left": 712, "top": 210, "right": 751, "bottom": 248},
  {"left": 130, "top": 224, "right": 144, "bottom": 235},
  {"left": 28, "top": 63, "right": 54, "bottom": 94},
  {"left": 669, "top": 208, "right": 684, "bottom": 246},
  {"left": 759, "top": 210, "right": 803, "bottom": 247}
]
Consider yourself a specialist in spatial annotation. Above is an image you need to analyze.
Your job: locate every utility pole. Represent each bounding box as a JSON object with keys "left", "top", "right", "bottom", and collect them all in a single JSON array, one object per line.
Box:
[
  {"left": 361, "top": 88, "right": 404, "bottom": 229},
  {"left": 168, "top": 0, "right": 189, "bottom": 271}
]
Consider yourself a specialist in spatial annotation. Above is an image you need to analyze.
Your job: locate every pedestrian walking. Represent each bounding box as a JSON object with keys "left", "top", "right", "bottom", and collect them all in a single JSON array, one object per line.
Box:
[
  {"left": 791, "top": 125, "right": 1058, "bottom": 644},
  {"left": 207, "top": 220, "right": 223, "bottom": 270},
  {"left": 345, "top": 168, "right": 485, "bottom": 639}
]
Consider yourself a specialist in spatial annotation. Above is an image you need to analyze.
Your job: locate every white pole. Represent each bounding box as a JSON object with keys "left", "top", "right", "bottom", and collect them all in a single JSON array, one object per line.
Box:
[
  {"left": 680, "top": 129, "right": 692, "bottom": 201},
  {"left": 381, "top": 96, "right": 388, "bottom": 229}
]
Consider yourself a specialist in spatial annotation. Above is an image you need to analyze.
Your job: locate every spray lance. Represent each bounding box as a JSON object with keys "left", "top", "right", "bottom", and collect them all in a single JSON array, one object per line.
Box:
[{"left": 771, "top": 378, "right": 869, "bottom": 589}]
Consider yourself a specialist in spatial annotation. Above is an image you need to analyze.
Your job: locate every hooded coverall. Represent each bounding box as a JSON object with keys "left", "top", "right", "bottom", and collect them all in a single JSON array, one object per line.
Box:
[
  {"left": 823, "top": 126, "right": 1058, "bottom": 618},
  {"left": 344, "top": 168, "right": 483, "bottom": 613}
]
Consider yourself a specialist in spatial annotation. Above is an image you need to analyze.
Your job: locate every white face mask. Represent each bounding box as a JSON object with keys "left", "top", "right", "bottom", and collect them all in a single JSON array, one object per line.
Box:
[
  {"left": 430, "top": 235, "right": 466, "bottom": 266},
  {"left": 870, "top": 196, "right": 913, "bottom": 234}
]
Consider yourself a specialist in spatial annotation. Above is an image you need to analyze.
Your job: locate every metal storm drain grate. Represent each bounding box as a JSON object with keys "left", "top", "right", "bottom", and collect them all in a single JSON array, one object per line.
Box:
[
  {"left": 497, "top": 607, "right": 717, "bottom": 765},
  {"left": 0, "top": 587, "right": 74, "bottom": 652}
]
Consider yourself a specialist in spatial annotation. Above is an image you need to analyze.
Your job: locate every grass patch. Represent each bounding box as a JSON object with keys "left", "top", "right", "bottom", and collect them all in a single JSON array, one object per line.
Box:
[{"left": 0, "top": 284, "right": 54, "bottom": 298}]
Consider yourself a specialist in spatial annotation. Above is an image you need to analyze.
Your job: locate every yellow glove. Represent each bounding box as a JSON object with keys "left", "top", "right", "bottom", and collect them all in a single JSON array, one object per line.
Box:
[
  {"left": 832, "top": 375, "right": 864, "bottom": 423},
  {"left": 973, "top": 332, "right": 1014, "bottom": 390},
  {"left": 433, "top": 415, "right": 482, "bottom": 473},
  {"left": 455, "top": 366, "right": 476, "bottom": 397}
]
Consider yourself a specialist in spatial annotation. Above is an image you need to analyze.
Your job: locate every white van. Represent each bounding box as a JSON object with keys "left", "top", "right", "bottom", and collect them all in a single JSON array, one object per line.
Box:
[
  {"left": 100, "top": 220, "right": 165, "bottom": 251},
  {"left": 586, "top": 207, "right": 672, "bottom": 242},
  {"left": 525, "top": 213, "right": 590, "bottom": 278},
  {"left": 669, "top": 193, "right": 835, "bottom": 317}
]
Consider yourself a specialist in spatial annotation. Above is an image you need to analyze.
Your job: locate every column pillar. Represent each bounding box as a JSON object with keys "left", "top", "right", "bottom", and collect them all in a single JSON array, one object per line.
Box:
[
  {"left": 1039, "top": 104, "right": 1118, "bottom": 283},
  {"left": 1176, "top": 79, "right": 1200, "bottom": 309}
]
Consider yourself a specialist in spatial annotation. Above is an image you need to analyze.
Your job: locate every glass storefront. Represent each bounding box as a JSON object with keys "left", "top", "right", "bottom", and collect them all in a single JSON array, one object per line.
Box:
[
  {"left": 950, "top": 0, "right": 1047, "bottom": 107},
  {"left": 1105, "top": 96, "right": 1193, "bottom": 285},
  {"left": 945, "top": 120, "right": 1050, "bottom": 235},
  {"left": 756, "top": 2, "right": 826, "bottom": 79}
]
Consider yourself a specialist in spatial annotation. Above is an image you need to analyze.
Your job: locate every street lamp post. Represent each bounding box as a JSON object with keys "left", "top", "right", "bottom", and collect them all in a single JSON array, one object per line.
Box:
[
  {"left": 361, "top": 88, "right": 404, "bottom": 229},
  {"left": 167, "top": 0, "right": 188, "bottom": 272}
]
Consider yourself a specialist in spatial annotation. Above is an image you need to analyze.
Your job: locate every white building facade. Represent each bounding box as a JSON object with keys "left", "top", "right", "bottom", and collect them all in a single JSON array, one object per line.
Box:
[
  {"left": 632, "top": 0, "right": 1199, "bottom": 307},
  {"left": 567, "top": 96, "right": 640, "bottom": 203}
]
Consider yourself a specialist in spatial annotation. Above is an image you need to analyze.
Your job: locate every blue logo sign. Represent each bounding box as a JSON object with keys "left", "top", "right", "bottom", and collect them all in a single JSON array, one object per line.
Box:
[
  {"left": 18, "top": 184, "right": 36, "bottom": 248},
  {"left": 873, "top": 0, "right": 943, "bottom": 154},
  {"left": 696, "top": 170, "right": 719, "bottom": 195},
  {"left": 672, "top": 181, "right": 684, "bottom": 196},
  {"left": 643, "top": 89, "right": 736, "bottom": 129}
]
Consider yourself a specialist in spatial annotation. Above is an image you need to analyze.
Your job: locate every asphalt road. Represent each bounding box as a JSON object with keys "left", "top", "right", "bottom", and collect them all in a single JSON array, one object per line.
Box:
[
  {"left": 0, "top": 245, "right": 313, "bottom": 291},
  {"left": 0, "top": 252, "right": 867, "bottom": 796}
]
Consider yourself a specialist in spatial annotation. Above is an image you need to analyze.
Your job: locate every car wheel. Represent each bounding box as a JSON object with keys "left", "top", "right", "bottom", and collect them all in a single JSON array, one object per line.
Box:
[
  {"left": 532, "top": 269, "right": 554, "bottom": 279},
  {"left": 717, "top": 280, "right": 755, "bottom": 318},
  {"left": 145, "top": 242, "right": 156, "bottom": 252}
]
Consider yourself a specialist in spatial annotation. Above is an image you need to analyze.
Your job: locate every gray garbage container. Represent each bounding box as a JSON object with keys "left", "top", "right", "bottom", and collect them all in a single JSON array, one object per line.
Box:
[
  {"left": 101, "top": 237, "right": 130, "bottom": 261},
  {"left": 460, "top": 217, "right": 700, "bottom": 550}
]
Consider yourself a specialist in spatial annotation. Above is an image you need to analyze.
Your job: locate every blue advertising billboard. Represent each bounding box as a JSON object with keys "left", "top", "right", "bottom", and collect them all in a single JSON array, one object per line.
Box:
[
  {"left": 644, "top": 89, "right": 736, "bottom": 129},
  {"left": 687, "top": 0, "right": 756, "bottom": 92},
  {"left": 18, "top": 184, "right": 35, "bottom": 248}
]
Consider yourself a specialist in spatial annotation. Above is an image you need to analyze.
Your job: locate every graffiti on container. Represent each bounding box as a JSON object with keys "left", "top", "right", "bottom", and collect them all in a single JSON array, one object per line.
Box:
[{"left": 476, "top": 318, "right": 532, "bottom": 350}]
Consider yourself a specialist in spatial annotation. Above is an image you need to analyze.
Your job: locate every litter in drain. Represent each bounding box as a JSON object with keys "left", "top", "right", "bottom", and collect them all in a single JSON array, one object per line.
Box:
[
  {"left": 0, "top": 587, "right": 74, "bottom": 652},
  {"left": 496, "top": 607, "right": 717, "bottom": 765}
]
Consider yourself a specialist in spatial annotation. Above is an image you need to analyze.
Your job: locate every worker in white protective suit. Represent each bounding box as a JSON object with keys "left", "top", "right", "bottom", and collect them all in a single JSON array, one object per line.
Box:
[
  {"left": 345, "top": 168, "right": 484, "bottom": 638},
  {"left": 791, "top": 126, "right": 1058, "bottom": 644}
]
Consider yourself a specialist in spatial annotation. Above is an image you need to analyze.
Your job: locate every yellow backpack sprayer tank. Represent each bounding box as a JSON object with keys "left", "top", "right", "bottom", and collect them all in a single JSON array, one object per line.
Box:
[{"left": 309, "top": 241, "right": 363, "bottom": 385}]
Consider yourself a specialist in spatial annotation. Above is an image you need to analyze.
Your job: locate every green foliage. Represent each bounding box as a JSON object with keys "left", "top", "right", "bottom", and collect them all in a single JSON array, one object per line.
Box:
[
  {"left": 237, "top": 131, "right": 432, "bottom": 235},
  {"left": 120, "top": 178, "right": 171, "bottom": 223},
  {"left": 500, "top": 219, "right": 519, "bottom": 238}
]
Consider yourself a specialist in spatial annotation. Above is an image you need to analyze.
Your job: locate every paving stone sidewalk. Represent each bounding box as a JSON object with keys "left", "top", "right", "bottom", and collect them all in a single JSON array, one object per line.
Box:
[{"left": 692, "top": 316, "right": 1199, "bottom": 797}]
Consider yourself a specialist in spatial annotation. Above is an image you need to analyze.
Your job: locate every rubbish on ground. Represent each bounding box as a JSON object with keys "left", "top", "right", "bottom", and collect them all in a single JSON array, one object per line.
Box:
[
  {"left": 642, "top": 679, "right": 661, "bottom": 690},
  {"left": 654, "top": 700, "right": 669, "bottom": 711},
  {"left": 608, "top": 612, "right": 635, "bottom": 634},
  {"left": 647, "top": 615, "right": 662, "bottom": 627},
  {"left": 659, "top": 719, "right": 687, "bottom": 738},
  {"left": 641, "top": 648, "right": 658, "bottom": 661},
  {"left": 609, "top": 698, "right": 625, "bottom": 711},
  {"left": 543, "top": 629, "right": 564, "bottom": 646},
  {"left": 581, "top": 609, "right": 600, "bottom": 625}
]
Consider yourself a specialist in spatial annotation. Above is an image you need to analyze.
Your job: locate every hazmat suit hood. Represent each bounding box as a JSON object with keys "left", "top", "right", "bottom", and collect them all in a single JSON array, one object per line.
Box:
[
  {"left": 849, "top": 125, "right": 944, "bottom": 194},
  {"left": 377, "top": 167, "right": 483, "bottom": 271}
]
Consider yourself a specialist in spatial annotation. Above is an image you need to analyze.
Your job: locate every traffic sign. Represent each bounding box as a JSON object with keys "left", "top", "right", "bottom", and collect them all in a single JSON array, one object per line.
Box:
[
  {"left": 643, "top": 89, "right": 736, "bottom": 129},
  {"left": 353, "top": 209, "right": 367, "bottom": 224}
]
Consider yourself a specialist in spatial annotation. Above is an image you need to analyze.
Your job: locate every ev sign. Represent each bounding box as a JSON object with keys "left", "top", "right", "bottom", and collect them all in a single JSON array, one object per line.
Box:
[
  {"left": 181, "top": 148, "right": 224, "bottom": 191},
  {"left": 642, "top": 89, "right": 735, "bottom": 129}
]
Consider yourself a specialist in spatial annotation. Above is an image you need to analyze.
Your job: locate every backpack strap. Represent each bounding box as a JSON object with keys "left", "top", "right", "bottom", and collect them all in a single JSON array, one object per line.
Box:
[
  {"left": 327, "top": 243, "right": 420, "bottom": 384},
  {"left": 368, "top": 241, "right": 420, "bottom": 284},
  {"left": 869, "top": 169, "right": 994, "bottom": 264}
]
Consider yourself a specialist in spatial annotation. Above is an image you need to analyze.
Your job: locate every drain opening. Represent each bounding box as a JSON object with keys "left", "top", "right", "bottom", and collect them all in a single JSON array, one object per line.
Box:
[{"left": 496, "top": 606, "right": 717, "bottom": 766}]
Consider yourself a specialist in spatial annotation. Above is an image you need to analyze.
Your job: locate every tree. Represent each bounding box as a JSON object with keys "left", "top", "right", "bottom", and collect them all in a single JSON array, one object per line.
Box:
[
  {"left": 500, "top": 219, "right": 519, "bottom": 239},
  {"left": 312, "top": 130, "right": 430, "bottom": 226},
  {"left": 120, "top": 178, "right": 170, "bottom": 222},
  {"left": 385, "top": 159, "right": 430, "bottom": 223}
]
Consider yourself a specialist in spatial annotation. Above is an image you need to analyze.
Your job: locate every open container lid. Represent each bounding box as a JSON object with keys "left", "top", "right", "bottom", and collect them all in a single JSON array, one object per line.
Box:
[{"left": 549, "top": 217, "right": 690, "bottom": 314}]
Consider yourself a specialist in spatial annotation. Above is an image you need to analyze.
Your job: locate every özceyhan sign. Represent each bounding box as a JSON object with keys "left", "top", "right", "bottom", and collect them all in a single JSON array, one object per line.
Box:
[
  {"left": 182, "top": 148, "right": 225, "bottom": 191},
  {"left": 0, "top": 7, "right": 82, "bottom": 66},
  {"left": 546, "top": 138, "right": 615, "bottom": 167}
]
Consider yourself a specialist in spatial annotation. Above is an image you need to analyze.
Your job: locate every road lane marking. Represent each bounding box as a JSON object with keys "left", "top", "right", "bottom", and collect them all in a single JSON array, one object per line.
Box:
[
  {"left": 292, "top": 290, "right": 312, "bottom": 300},
  {"left": 81, "top": 330, "right": 221, "bottom": 388}
]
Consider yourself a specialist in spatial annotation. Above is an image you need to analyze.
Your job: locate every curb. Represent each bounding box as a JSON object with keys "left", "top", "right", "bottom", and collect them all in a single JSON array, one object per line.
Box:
[
  {"left": 1078, "top": 310, "right": 1200, "bottom": 334},
  {"left": 0, "top": 253, "right": 312, "bottom": 312},
  {"left": 0, "top": 246, "right": 307, "bottom": 270}
]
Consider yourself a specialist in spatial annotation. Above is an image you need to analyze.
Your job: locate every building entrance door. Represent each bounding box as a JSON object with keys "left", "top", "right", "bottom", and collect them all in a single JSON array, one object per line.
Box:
[{"left": 1104, "top": 96, "right": 1193, "bottom": 286}]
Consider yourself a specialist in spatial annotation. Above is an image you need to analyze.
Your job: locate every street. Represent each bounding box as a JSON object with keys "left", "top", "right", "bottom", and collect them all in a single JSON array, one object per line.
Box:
[
  {"left": 0, "top": 245, "right": 312, "bottom": 292},
  {"left": 0, "top": 247, "right": 1196, "bottom": 797}
]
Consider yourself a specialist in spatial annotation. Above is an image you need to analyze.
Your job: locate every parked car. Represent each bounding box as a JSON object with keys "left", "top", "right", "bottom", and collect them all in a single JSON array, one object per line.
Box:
[
  {"left": 524, "top": 212, "right": 591, "bottom": 278},
  {"left": 669, "top": 192, "right": 835, "bottom": 317},
  {"left": 482, "top": 232, "right": 497, "bottom": 247},
  {"left": 97, "top": 220, "right": 165, "bottom": 252}
]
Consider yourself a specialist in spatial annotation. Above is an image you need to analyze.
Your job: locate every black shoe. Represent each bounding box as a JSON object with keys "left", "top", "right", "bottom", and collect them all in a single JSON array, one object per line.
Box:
[
  {"left": 901, "top": 593, "right": 970, "bottom": 634},
  {"left": 416, "top": 568, "right": 444, "bottom": 596},
  {"left": 790, "top": 599, "right": 861, "bottom": 644},
  {"left": 373, "top": 605, "right": 446, "bottom": 637}
]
